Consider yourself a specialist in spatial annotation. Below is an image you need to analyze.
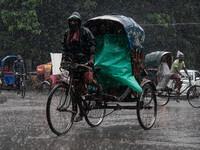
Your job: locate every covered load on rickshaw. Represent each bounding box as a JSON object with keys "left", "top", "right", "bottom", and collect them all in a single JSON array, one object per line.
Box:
[{"left": 85, "top": 14, "right": 146, "bottom": 94}]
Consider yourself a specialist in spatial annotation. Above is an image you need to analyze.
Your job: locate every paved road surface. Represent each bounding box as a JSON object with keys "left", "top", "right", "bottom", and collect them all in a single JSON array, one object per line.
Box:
[{"left": 0, "top": 91, "right": 200, "bottom": 150}]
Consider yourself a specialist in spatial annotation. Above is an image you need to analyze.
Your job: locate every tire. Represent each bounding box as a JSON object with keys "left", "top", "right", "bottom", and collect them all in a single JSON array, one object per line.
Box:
[
  {"left": 137, "top": 83, "right": 157, "bottom": 129},
  {"left": 84, "top": 85, "right": 106, "bottom": 127},
  {"left": 31, "top": 82, "right": 41, "bottom": 94},
  {"left": 18, "top": 81, "right": 26, "bottom": 99},
  {"left": 156, "top": 90, "right": 171, "bottom": 106},
  {"left": 187, "top": 85, "right": 200, "bottom": 108},
  {"left": 46, "top": 83, "right": 76, "bottom": 136},
  {"left": 42, "top": 81, "right": 51, "bottom": 95}
]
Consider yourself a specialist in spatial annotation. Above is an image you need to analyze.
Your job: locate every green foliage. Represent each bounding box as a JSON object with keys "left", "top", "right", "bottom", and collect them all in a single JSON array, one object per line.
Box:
[
  {"left": 1, "top": 0, "right": 42, "bottom": 34},
  {"left": 147, "top": 13, "right": 171, "bottom": 28},
  {"left": 83, "top": 0, "right": 97, "bottom": 10},
  {"left": 0, "top": 0, "right": 200, "bottom": 71}
]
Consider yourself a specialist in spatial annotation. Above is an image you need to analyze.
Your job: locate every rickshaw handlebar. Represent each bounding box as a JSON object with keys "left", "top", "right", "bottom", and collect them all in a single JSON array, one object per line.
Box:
[
  {"left": 15, "top": 72, "right": 26, "bottom": 76},
  {"left": 60, "top": 61, "right": 92, "bottom": 72}
]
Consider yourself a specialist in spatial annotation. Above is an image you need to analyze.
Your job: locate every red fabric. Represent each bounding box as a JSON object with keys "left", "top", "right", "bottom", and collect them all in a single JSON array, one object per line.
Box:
[
  {"left": 50, "top": 75, "right": 61, "bottom": 84},
  {"left": 170, "top": 74, "right": 183, "bottom": 90},
  {"left": 84, "top": 72, "right": 95, "bottom": 84},
  {"left": 67, "top": 29, "right": 80, "bottom": 44}
]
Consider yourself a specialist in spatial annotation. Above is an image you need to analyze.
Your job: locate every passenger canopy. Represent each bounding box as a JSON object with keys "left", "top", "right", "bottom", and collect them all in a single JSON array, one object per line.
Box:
[
  {"left": 84, "top": 15, "right": 145, "bottom": 93},
  {"left": 85, "top": 15, "right": 145, "bottom": 51}
]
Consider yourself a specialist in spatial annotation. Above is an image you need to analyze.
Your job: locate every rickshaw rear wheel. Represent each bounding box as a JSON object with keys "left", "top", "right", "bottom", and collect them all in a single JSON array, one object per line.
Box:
[
  {"left": 137, "top": 82, "right": 157, "bottom": 129},
  {"left": 46, "top": 83, "right": 76, "bottom": 136},
  {"left": 187, "top": 85, "right": 200, "bottom": 108}
]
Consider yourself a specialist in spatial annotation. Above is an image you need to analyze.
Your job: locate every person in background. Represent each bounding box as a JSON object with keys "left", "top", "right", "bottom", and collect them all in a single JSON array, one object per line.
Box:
[
  {"left": 13, "top": 55, "right": 25, "bottom": 92},
  {"left": 170, "top": 51, "right": 189, "bottom": 95}
]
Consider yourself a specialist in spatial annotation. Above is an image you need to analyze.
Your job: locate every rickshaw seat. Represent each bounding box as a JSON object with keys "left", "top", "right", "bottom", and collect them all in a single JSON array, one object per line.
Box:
[{"left": 3, "top": 74, "right": 15, "bottom": 85}]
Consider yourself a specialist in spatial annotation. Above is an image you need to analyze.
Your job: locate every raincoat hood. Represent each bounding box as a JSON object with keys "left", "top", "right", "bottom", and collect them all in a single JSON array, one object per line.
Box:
[{"left": 68, "top": 11, "right": 81, "bottom": 27}]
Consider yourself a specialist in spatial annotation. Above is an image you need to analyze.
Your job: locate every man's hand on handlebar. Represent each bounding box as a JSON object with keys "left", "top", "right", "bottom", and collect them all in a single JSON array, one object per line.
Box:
[
  {"left": 180, "top": 74, "right": 184, "bottom": 78},
  {"left": 87, "top": 59, "right": 94, "bottom": 66}
]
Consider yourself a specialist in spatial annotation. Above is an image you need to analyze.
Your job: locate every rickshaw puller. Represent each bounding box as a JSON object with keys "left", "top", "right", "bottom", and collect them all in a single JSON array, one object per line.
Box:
[
  {"left": 13, "top": 55, "right": 25, "bottom": 92},
  {"left": 62, "top": 11, "right": 102, "bottom": 122},
  {"left": 170, "top": 51, "right": 189, "bottom": 95}
]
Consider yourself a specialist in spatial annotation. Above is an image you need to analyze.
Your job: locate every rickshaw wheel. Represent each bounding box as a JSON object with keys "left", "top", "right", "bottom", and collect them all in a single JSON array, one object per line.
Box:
[
  {"left": 156, "top": 90, "right": 171, "bottom": 106},
  {"left": 187, "top": 85, "right": 200, "bottom": 108},
  {"left": 137, "top": 83, "right": 157, "bottom": 130},
  {"left": 84, "top": 85, "right": 106, "bottom": 127},
  {"left": 41, "top": 81, "right": 51, "bottom": 95},
  {"left": 31, "top": 82, "right": 41, "bottom": 94},
  {"left": 46, "top": 83, "right": 76, "bottom": 136}
]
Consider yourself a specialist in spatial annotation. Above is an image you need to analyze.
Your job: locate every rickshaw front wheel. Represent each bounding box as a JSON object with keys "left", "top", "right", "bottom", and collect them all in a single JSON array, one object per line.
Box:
[
  {"left": 137, "top": 82, "right": 157, "bottom": 129},
  {"left": 17, "top": 81, "right": 26, "bottom": 99},
  {"left": 41, "top": 81, "right": 51, "bottom": 95},
  {"left": 46, "top": 83, "right": 76, "bottom": 136}
]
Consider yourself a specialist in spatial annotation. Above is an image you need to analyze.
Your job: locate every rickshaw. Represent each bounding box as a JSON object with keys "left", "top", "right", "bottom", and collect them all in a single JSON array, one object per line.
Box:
[
  {"left": 30, "top": 62, "right": 61, "bottom": 95},
  {"left": 0, "top": 55, "right": 26, "bottom": 98},
  {"left": 145, "top": 51, "right": 173, "bottom": 84},
  {"left": 145, "top": 51, "right": 200, "bottom": 107},
  {"left": 46, "top": 14, "right": 157, "bottom": 136}
]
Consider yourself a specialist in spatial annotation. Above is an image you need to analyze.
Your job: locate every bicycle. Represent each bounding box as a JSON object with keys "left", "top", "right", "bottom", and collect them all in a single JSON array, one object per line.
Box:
[
  {"left": 156, "top": 76, "right": 200, "bottom": 108},
  {"left": 46, "top": 54, "right": 157, "bottom": 136},
  {"left": 15, "top": 73, "right": 26, "bottom": 99},
  {"left": 46, "top": 56, "right": 106, "bottom": 135}
]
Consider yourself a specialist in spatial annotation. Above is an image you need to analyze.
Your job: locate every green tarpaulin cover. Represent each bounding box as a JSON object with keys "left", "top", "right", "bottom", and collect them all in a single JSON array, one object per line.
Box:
[{"left": 94, "top": 34, "right": 142, "bottom": 93}]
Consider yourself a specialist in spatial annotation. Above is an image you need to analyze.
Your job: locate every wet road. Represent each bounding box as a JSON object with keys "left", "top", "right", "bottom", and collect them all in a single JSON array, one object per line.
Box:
[{"left": 0, "top": 91, "right": 200, "bottom": 150}]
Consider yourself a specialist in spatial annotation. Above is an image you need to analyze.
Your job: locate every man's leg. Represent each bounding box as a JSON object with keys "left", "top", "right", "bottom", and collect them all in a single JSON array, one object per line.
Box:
[
  {"left": 15, "top": 76, "right": 20, "bottom": 93},
  {"left": 171, "top": 74, "right": 182, "bottom": 92},
  {"left": 84, "top": 71, "right": 102, "bottom": 92},
  {"left": 74, "top": 71, "right": 102, "bottom": 122}
]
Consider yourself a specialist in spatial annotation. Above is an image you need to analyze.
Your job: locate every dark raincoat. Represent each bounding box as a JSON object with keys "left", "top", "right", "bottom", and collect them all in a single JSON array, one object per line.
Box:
[{"left": 62, "top": 11, "right": 96, "bottom": 63}]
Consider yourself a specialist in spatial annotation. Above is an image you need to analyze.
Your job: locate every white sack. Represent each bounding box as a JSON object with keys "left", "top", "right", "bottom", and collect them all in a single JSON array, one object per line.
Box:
[{"left": 50, "top": 53, "right": 62, "bottom": 75}]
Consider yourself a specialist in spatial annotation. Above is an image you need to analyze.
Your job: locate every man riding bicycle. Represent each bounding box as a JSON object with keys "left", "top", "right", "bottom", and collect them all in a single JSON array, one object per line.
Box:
[
  {"left": 13, "top": 55, "right": 25, "bottom": 93},
  {"left": 170, "top": 51, "right": 189, "bottom": 94},
  {"left": 62, "top": 11, "right": 102, "bottom": 122}
]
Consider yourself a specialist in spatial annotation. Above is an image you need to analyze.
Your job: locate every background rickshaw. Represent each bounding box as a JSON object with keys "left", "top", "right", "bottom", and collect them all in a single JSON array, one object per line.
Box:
[
  {"left": 30, "top": 62, "right": 61, "bottom": 95},
  {"left": 46, "top": 14, "right": 157, "bottom": 136},
  {"left": 144, "top": 51, "right": 173, "bottom": 85},
  {"left": 145, "top": 51, "right": 200, "bottom": 108},
  {"left": 145, "top": 51, "right": 174, "bottom": 105},
  {"left": 0, "top": 55, "right": 26, "bottom": 98}
]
